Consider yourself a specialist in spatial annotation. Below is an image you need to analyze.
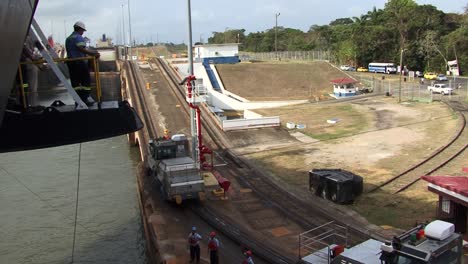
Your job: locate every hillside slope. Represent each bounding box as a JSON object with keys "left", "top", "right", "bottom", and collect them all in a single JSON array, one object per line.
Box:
[{"left": 216, "top": 61, "right": 351, "bottom": 101}]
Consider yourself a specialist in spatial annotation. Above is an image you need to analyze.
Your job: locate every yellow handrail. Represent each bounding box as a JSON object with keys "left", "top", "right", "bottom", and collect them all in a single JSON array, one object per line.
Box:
[
  {"left": 19, "top": 56, "right": 102, "bottom": 104},
  {"left": 17, "top": 66, "right": 27, "bottom": 109},
  {"left": 92, "top": 57, "right": 102, "bottom": 102}
]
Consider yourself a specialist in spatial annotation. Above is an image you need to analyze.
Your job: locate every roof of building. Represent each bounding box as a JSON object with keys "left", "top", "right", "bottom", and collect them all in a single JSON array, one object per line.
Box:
[
  {"left": 330, "top": 77, "right": 357, "bottom": 84},
  {"left": 194, "top": 43, "right": 240, "bottom": 47},
  {"left": 421, "top": 176, "right": 468, "bottom": 197}
]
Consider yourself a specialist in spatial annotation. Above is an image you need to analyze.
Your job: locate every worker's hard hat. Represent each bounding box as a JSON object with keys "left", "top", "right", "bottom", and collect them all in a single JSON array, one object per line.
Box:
[
  {"left": 164, "top": 129, "right": 169, "bottom": 133},
  {"left": 210, "top": 231, "right": 216, "bottom": 237},
  {"left": 74, "top": 21, "right": 87, "bottom": 31},
  {"left": 191, "top": 226, "right": 197, "bottom": 231}
]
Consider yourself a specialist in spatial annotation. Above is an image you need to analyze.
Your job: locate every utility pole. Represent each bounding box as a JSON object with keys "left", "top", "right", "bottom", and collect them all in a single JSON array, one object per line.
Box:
[
  {"left": 224, "top": 27, "right": 229, "bottom": 43},
  {"left": 121, "top": 3, "right": 127, "bottom": 55},
  {"left": 398, "top": 48, "right": 406, "bottom": 103},
  {"left": 128, "top": 0, "right": 133, "bottom": 60},
  {"left": 187, "top": 0, "right": 197, "bottom": 162},
  {"left": 275, "top": 13, "right": 280, "bottom": 60}
]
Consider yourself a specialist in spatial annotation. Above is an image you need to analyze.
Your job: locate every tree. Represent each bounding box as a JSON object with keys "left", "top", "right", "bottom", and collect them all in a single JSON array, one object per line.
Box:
[
  {"left": 330, "top": 18, "right": 353, "bottom": 26},
  {"left": 208, "top": 32, "right": 225, "bottom": 44},
  {"left": 244, "top": 31, "right": 265, "bottom": 52},
  {"left": 419, "top": 30, "right": 446, "bottom": 71},
  {"left": 384, "top": 0, "right": 418, "bottom": 60},
  {"left": 205, "top": 1, "right": 466, "bottom": 74}
]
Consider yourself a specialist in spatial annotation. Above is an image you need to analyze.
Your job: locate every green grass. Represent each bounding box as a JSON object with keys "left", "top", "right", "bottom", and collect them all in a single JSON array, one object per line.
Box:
[{"left": 304, "top": 105, "right": 369, "bottom": 141}]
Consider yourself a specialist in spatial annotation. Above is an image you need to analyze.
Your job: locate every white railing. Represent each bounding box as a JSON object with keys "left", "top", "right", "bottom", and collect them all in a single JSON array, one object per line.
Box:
[{"left": 222, "top": 116, "right": 280, "bottom": 131}]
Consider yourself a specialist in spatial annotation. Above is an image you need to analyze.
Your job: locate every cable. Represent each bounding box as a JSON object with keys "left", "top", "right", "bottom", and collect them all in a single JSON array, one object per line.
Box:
[{"left": 71, "top": 143, "right": 82, "bottom": 263}]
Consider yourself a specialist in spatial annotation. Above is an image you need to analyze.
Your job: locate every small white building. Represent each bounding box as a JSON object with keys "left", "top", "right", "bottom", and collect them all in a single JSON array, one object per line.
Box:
[
  {"left": 331, "top": 78, "right": 358, "bottom": 98},
  {"left": 194, "top": 43, "right": 239, "bottom": 64}
]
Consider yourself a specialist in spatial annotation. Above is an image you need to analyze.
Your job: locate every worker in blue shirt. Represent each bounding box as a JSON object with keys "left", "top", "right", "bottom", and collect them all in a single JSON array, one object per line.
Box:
[
  {"left": 65, "top": 21, "right": 100, "bottom": 105},
  {"left": 187, "top": 226, "right": 202, "bottom": 263}
]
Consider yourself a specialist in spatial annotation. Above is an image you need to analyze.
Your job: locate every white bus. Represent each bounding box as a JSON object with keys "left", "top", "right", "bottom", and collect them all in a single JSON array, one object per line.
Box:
[{"left": 368, "top": 62, "right": 397, "bottom": 74}]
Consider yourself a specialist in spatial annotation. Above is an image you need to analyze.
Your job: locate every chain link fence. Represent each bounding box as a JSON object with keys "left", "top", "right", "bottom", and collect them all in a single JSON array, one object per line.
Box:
[
  {"left": 351, "top": 74, "right": 468, "bottom": 103},
  {"left": 237, "top": 51, "right": 467, "bottom": 103},
  {"left": 239, "top": 50, "right": 332, "bottom": 62}
]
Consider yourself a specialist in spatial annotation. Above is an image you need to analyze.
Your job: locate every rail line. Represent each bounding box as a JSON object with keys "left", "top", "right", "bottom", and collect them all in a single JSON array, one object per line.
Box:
[
  {"left": 151, "top": 58, "right": 387, "bottom": 260},
  {"left": 127, "top": 61, "right": 158, "bottom": 139},
  {"left": 395, "top": 143, "right": 467, "bottom": 193},
  {"left": 367, "top": 111, "right": 466, "bottom": 194}
]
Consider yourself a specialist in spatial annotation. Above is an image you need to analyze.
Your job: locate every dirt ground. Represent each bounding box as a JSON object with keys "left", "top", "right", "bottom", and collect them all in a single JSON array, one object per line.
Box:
[{"left": 239, "top": 97, "right": 466, "bottom": 229}]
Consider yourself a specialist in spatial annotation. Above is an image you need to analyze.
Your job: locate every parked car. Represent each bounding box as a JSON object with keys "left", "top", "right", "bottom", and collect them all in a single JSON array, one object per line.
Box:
[
  {"left": 348, "top": 66, "right": 356, "bottom": 71},
  {"left": 357, "top": 67, "right": 368, "bottom": 72},
  {"left": 424, "top": 72, "right": 437, "bottom": 80},
  {"left": 340, "top": 65, "right": 351, "bottom": 71},
  {"left": 415, "top": 71, "right": 424, "bottom": 77},
  {"left": 436, "top": 74, "right": 448, "bottom": 81}
]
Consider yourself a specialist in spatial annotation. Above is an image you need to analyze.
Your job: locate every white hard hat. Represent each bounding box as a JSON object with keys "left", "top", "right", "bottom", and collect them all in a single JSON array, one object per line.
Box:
[{"left": 74, "top": 21, "right": 87, "bottom": 31}]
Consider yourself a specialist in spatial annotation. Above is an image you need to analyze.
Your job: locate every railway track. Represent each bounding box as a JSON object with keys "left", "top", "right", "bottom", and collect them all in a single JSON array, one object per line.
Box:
[
  {"left": 367, "top": 111, "right": 466, "bottom": 194},
  {"left": 150, "top": 58, "right": 388, "bottom": 261},
  {"left": 127, "top": 61, "right": 158, "bottom": 139}
]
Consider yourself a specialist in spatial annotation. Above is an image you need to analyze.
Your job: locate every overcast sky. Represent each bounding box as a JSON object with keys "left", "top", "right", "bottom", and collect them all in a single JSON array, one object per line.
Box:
[{"left": 34, "top": 0, "right": 465, "bottom": 46}]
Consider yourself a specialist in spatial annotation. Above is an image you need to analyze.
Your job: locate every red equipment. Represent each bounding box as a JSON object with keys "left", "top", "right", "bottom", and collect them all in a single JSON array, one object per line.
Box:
[
  {"left": 180, "top": 75, "right": 213, "bottom": 170},
  {"left": 213, "top": 170, "right": 231, "bottom": 193}
]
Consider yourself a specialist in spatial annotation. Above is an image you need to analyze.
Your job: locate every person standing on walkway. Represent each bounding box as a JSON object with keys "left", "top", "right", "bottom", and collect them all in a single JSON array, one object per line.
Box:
[
  {"left": 187, "top": 226, "right": 202, "bottom": 263},
  {"left": 207, "top": 231, "right": 220, "bottom": 264},
  {"left": 65, "top": 21, "right": 100, "bottom": 105},
  {"left": 22, "top": 31, "right": 41, "bottom": 107}
]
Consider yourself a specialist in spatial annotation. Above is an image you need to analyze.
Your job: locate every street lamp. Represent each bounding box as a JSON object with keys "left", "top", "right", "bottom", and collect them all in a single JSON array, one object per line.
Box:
[
  {"left": 186, "top": 0, "right": 197, "bottom": 161},
  {"left": 121, "top": 3, "right": 126, "bottom": 46},
  {"left": 224, "top": 27, "right": 229, "bottom": 43},
  {"left": 275, "top": 12, "right": 280, "bottom": 60},
  {"left": 398, "top": 48, "right": 406, "bottom": 103},
  {"left": 127, "top": 0, "right": 133, "bottom": 59}
]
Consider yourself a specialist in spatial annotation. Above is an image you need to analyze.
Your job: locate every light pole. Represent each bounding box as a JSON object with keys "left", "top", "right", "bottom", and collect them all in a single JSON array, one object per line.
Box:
[
  {"left": 121, "top": 4, "right": 126, "bottom": 47},
  {"left": 275, "top": 13, "right": 280, "bottom": 60},
  {"left": 224, "top": 27, "right": 229, "bottom": 43},
  {"left": 398, "top": 48, "right": 406, "bottom": 103},
  {"left": 187, "top": 0, "right": 197, "bottom": 161},
  {"left": 127, "top": 0, "right": 133, "bottom": 59}
]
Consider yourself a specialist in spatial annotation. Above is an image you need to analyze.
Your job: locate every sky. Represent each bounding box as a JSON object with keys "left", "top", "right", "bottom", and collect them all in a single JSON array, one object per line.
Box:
[{"left": 34, "top": 0, "right": 466, "bottom": 46}]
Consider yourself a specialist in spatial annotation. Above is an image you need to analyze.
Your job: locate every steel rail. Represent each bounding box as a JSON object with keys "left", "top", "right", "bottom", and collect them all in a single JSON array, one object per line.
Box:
[
  {"left": 395, "top": 142, "right": 467, "bottom": 194},
  {"left": 367, "top": 112, "right": 466, "bottom": 194}
]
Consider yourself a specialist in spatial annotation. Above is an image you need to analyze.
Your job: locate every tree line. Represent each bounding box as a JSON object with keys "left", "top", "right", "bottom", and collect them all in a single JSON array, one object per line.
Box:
[{"left": 207, "top": 0, "right": 467, "bottom": 74}]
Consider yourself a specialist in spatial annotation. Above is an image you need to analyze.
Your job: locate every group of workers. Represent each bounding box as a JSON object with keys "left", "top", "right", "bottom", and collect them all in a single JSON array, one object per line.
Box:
[
  {"left": 16, "top": 20, "right": 99, "bottom": 109},
  {"left": 188, "top": 226, "right": 254, "bottom": 264}
]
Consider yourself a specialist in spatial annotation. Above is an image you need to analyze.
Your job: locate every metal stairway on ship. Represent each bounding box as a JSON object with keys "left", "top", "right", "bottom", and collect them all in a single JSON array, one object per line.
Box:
[{"left": 0, "top": 0, "right": 143, "bottom": 152}]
